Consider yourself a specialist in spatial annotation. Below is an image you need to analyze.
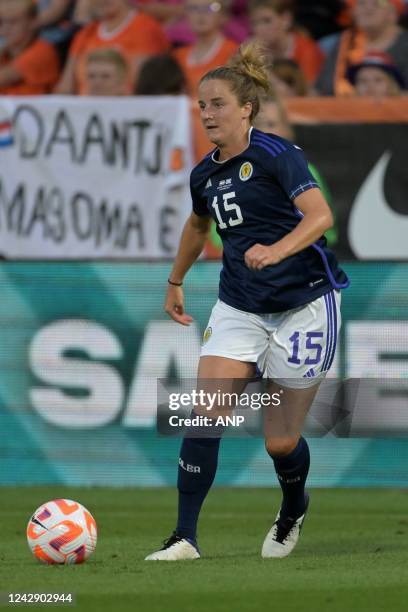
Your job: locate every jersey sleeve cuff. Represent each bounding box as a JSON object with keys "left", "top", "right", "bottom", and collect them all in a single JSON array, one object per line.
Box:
[{"left": 289, "top": 181, "right": 319, "bottom": 201}]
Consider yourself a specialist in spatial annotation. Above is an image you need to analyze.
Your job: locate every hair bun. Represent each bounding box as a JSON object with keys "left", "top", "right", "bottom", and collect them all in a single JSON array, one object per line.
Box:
[{"left": 228, "top": 42, "right": 271, "bottom": 95}]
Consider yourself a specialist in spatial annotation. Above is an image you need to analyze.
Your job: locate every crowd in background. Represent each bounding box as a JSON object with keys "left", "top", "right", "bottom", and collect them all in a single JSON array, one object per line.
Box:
[{"left": 0, "top": 0, "right": 407, "bottom": 100}]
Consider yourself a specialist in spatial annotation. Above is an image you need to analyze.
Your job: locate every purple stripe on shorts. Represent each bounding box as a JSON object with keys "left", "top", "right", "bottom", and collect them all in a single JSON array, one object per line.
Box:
[
  {"left": 321, "top": 292, "right": 333, "bottom": 372},
  {"left": 326, "top": 291, "right": 338, "bottom": 371}
]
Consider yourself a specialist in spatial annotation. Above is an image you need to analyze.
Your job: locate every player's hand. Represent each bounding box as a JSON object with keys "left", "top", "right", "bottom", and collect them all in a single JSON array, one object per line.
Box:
[
  {"left": 164, "top": 285, "right": 193, "bottom": 326},
  {"left": 244, "top": 244, "right": 283, "bottom": 271}
]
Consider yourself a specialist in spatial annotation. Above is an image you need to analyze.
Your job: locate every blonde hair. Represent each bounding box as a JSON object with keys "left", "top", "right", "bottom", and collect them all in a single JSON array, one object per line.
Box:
[{"left": 199, "top": 42, "right": 272, "bottom": 120}]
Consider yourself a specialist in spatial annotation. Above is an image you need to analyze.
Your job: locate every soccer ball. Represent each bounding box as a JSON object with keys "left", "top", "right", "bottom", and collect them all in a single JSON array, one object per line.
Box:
[{"left": 27, "top": 499, "right": 97, "bottom": 564}]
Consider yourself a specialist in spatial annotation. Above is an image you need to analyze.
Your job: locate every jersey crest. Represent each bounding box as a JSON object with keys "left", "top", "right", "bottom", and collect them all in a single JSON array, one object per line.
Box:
[{"left": 239, "top": 161, "right": 253, "bottom": 181}]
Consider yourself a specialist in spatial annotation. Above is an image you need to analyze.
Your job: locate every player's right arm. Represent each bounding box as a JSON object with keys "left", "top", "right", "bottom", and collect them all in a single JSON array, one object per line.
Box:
[{"left": 165, "top": 212, "right": 212, "bottom": 326}]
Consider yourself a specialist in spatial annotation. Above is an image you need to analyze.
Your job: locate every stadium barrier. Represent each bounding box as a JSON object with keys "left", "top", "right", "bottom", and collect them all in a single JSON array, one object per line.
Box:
[{"left": 1, "top": 261, "right": 408, "bottom": 487}]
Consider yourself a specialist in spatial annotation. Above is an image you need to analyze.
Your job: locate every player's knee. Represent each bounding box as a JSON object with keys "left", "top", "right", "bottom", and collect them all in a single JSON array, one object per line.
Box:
[{"left": 264, "top": 436, "right": 299, "bottom": 457}]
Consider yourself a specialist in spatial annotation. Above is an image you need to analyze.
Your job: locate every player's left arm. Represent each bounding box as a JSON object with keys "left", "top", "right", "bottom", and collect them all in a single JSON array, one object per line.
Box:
[
  {"left": 245, "top": 188, "right": 333, "bottom": 271},
  {"left": 245, "top": 141, "right": 333, "bottom": 271}
]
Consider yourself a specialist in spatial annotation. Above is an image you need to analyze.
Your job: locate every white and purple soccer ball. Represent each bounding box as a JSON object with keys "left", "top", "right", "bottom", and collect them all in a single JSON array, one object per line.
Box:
[{"left": 27, "top": 499, "right": 97, "bottom": 564}]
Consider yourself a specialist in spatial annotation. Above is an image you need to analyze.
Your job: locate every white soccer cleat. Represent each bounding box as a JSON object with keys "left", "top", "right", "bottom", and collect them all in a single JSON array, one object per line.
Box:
[
  {"left": 262, "top": 494, "right": 309, "bottom": 559},
  {"left": 145, "top": 532, "right": 200, "bottom": 561}
]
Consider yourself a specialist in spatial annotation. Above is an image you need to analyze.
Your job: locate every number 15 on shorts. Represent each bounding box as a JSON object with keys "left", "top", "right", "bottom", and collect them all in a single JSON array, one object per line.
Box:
[{"left": 288, "top": 331, "right": 323, "bottom": 366}]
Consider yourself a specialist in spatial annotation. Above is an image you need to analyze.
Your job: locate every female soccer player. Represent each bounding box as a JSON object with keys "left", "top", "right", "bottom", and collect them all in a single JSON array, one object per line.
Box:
[{"left": 145, "top": 43, "right": 349, "bottom": 561}]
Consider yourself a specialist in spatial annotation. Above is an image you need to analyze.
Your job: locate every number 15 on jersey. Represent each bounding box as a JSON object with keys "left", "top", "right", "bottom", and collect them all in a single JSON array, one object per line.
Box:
[{"left": 212, "top": 192, "right": 243, "bottom": 229}]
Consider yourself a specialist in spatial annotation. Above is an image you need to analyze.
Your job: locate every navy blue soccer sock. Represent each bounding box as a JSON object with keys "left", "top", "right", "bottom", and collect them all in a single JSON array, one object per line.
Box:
[
  {"left": 269, "top": 436, "right": 310, "bottom": 519},
  {"left": 176, "top": 435, "right": 221, "bottom": 543}
]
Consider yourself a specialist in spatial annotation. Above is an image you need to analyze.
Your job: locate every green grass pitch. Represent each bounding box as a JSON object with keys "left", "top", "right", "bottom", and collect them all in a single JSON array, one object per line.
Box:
[{"left": 1, "top": 487, "right": 408, "bottom": 612}]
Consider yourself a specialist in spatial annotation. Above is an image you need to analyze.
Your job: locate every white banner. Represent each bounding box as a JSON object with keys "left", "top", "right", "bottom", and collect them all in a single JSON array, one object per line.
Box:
[{"left": 0, "top": 96, "right": 193, "bottom": 259}]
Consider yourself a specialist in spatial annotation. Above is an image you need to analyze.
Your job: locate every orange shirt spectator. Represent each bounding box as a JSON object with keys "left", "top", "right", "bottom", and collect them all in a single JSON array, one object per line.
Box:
[
  {"left": 0, "top": 39, "right": 59, "bottom": 95},
  {"left": 316, "top": 0, "right": 408, "bottom": 96},
  {"left": 71, "top": 14, "right": 169, "bottom": 94},
  {"left": 249, "top": 0, "right": 324, "bottom": 85},
  {"left": 292, "top": 32, "right": 324, "bottom": 84},
  {"left": 174, "top": 37, "right": 237, "bottom": 98},
  {"left": 173, "top": 0, "right": 238, "bottom": 98},
  {"left": 0, "top": 0, "right": 59, "bottom": 95},
  {"left": 56, "top": 0, "right": 169, "bottom": 94}
]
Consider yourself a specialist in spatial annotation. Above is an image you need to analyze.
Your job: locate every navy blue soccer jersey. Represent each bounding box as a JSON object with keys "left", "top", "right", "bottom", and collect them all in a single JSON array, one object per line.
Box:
[{"left": 190, "top": 127, "right": 349, "bottom": 313}]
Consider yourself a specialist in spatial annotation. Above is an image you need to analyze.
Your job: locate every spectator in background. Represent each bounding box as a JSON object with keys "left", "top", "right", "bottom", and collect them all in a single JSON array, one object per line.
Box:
[
  {"left": 294, "top": 0, "right": 345, "bottom": 41},
  {"left": 55, "top": 0, "right": 169, "bottom": 94},
  {"left": 72, "top": 0, "right": 93, "bottom": 23},
  {"left": 133, "top": 0, "right": 249, "bottom": 46},
  {"left": 253, "top": 92, "right": 294, "bottom": 138},
  {"left": 318, "top": 0, "right": 356, "bottom": 55},
  {"left": 34, "top": 1, "right": 79, "bottom": 64},
  {"left": 249, "top": 0, "right": 324, "bottom": 85},
  {"left": 224, "top": 0, "right": 250, "bottom": 42},
  {"left": 85, "top": 47, "right": 129, "bottom": 95},
  {"left": 173, "top": 0, "right": 237, "bottom": 98},
  {"left": 347, "top": 50, "right": 405, "bottom": 96},
  {"left": 34, "top": 0, "right": 74, "bottom": 43},
  {"left": 131, "top": 0, "right": 186, "bottom": 43},
  {"left": 136, "top": 53, "right": 186, "bottom": 94},
  {"left": 316, "top": 0, "right": 408, "bottom": 96},
  {"left": 269, "top": 58, "right": 309, "bottom": 96},
  {"left": 0, "top": 0, "right": 60, "bottom": 94},
  {"left": 254, "top": 93, "right": 338, "bottom": 248}
]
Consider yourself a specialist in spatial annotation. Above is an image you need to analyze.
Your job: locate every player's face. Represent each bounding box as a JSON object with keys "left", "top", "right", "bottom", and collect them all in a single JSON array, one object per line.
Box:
[
  {"left": 185, "top": 0, "right": 224, "bottom": 36},
  {"left": 86, "top": 61, "right": 128, "bottom": 96},
  {"left": 198, "top": 79, "right": 252, "bottom": 146},
  {"left": 250, "top": 8, "right": 291, "bottom": 48},
  {"left": 355, "top": 66, "right": 399, "bottom": 97}
]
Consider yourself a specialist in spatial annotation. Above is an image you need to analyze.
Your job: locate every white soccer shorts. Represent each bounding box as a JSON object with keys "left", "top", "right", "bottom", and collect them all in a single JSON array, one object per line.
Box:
[{"left": 200, "top": 291, "right": 341, "bottom": 389}]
